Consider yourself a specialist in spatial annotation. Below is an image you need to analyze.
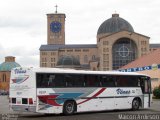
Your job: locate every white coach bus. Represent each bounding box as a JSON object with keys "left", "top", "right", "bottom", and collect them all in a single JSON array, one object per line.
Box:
[{"left": 9, "top": 67, "right": 152, "bottom": 115}]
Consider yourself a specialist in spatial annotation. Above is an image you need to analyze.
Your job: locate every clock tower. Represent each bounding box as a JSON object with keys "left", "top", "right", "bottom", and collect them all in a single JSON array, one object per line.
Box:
[{"left": 47, "top": 7, "right": 65, "bottom": 45}]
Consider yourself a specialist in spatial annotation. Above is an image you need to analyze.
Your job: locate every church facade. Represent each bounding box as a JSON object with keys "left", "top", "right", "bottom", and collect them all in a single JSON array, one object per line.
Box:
[{"left": 39, "top": 11, "right": 158, "bottom": 71}]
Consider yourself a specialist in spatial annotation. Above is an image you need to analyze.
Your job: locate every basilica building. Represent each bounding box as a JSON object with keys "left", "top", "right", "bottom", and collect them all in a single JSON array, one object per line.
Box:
[{"left": 39, "top": 11, "right": 159, "bottom": 71}]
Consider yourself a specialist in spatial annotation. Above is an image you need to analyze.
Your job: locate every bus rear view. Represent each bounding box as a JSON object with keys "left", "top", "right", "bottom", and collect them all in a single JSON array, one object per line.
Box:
[{"left": 9, "top": 67, "right": 36, "bottom": 112}]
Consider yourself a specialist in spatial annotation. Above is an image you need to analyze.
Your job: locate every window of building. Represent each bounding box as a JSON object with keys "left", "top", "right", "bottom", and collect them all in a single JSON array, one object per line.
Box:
[
  {"left": 42, "top": 63, "right": 47, "bottom": 67},
  {"left": 51, "top": 63, "right": 55, "bottom": 67},
  {"left": 83, "top": 49, "right": 89, "bottom": 52},
  {"left": 51, "top": 58, "right": 53, "bottom": 62},
  {"left": 75, "top": 49, "right": 81, "bottom": 52},
  {"left": 141, "top": 48, "right": 146, "bottom": 52},
  {"left": 51, "top": 58, "right": 55, "bottom": 62},
  {"left": 103, "top": 48, "right": 109, "bottom": 52},
  {"left": 103, "top": 41, "right": 109, "bottom": 45},
  {"left": 42, "top": 58, "right": 44, "bottom": 62},
  {"left": 92, "top": 55, "right": 96, "bottom": 60},
  {"left": 112, "top": 38, "right": 137, "bottom": 70},
  {"left": 51, "top": 52, "right": 56, "bottom": 56},
  {"left": 2, "top": 74, "right": 6, "bottom": 82},
  {"left": 103, "top": 54, "right": 109, "bottom": 60},
  {"left": 141, "top": 41, "right": 143, "bottom": 45},
  {"left": 42, "top": 58, "right": 47, "bottom": 62},
  {"left": 41, "top": 52, "right": 47, "bottom": 56},
  {"left": 67, "top": 49, "right": 73, "bottom": 52},
  {"left": 103, "top": 61, "right": 109, "bottom": 67},
  {"left": 59, "top": 50, "right": 65, "bottom": 52},
  {"left": 141, "top": 41, "right": 147, "bottom": 45},
  {"left": 84, "top": 55, "right": 88, "bottom": 63}
]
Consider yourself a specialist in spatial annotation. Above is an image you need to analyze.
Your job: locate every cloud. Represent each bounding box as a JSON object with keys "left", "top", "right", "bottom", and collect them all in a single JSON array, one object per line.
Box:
[
  {"left": 0, "top": 44, "right": 39, "bottom": 67},
  {"left": 17, "top": 55, "right": 39, "bottom": 67},
  {"left": 0, "top": 16, "right": 43, "bottom": 29}
]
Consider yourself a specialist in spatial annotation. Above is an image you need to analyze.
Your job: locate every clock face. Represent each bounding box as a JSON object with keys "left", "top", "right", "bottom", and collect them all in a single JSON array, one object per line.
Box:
[{"left": 50, "top": 21, "right": 61, "bottom": 33}]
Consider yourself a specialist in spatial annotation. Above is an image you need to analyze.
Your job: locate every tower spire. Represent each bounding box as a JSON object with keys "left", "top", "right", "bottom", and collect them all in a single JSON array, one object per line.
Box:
[{"left": 55, "top": 5, "right": 58, "bottom": 13}]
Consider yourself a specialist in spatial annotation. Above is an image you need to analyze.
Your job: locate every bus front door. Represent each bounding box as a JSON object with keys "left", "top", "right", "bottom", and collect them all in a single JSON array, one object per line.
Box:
[{"left": 140, "top": 77, "right": 151, "bottom": 108}]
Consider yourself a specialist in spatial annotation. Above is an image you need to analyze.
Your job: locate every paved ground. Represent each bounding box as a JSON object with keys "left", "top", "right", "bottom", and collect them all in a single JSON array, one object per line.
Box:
[{"left": 0, "top": 96, "right": 160, "bottom": 120}]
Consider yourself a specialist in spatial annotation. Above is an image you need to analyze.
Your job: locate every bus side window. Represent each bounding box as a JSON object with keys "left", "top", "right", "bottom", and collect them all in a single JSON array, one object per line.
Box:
[
  {"left": 65, "top": 74, "right": 73, "bottom": 87},
  {"left": 48, "top": 75, "right": 55, "bottom": 87},
  {"left": 37, "top": 73, "right": 50, "bottom": 88},
  {"left": 74, "top": 75, "right": 84, "bottom": 87},
  {"left": 54, "top": 74, "right": 65, "bottom": 87},
  {"left": 84, "top": 75, "right": 89, "bottom": 87},
  {"left": 37, "top": 74, "right": 48, "bottom": 88},
  {"left": 116, "top": 76, "right": 128, "bottom": 87},
  {"left": 36, "top": 74, "right": 42, "bottom": 87},
  {"left": 85, "top": 75, "right": 99, "bottom": 87},
  {"left": 100, "top": 76, "right": 115, "bottom": 87}
]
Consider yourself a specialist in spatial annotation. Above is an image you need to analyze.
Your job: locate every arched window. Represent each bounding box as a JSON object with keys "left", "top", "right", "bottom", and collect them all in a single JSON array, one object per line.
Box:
[
  {"left": 92, "top": 55, "right": 96, "bottom": 60},
  {"left": 112, "top": 38, "right": 137, "bottom": 70},
  {"left": 2, "top": 74, "right": 6, "bottom": 82},
  {"left": 84, "top": 55, "right": 88, "bottom": 63}
]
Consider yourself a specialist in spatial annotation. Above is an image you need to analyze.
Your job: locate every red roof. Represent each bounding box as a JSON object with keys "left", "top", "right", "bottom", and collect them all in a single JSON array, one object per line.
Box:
[{"left": 121, "top": 49, "right": 160, "bottom": 69}]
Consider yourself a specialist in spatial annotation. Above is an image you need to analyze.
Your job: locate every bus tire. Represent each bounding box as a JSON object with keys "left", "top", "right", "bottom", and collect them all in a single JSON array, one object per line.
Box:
[
  {"left": 132, "top": 98, "right": 140, "bottom": 110},
  {"left": 63, "top": 100, "right": 76, "bottom": 115}
]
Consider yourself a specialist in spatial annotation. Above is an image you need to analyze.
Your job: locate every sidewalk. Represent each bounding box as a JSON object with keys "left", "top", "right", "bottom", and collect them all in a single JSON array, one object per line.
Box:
[{"left": 150, "top": 99, "right": 160, "bottom": 112}]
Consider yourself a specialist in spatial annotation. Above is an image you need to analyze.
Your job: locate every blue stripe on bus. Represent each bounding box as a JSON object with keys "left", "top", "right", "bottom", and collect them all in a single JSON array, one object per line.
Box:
[{"left": 54, "top": 93, "right": 83, "bottom": 104}]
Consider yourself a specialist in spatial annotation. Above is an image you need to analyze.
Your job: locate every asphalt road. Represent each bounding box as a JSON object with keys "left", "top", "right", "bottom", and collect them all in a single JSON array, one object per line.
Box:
[{"left": 0, "top": 96, "right": 160, "bottom": 120}]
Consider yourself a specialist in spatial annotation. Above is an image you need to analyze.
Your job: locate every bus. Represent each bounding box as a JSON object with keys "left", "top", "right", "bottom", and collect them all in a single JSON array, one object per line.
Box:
[{"left": 9, "top": 67, "right": 152, "bottom": 115}]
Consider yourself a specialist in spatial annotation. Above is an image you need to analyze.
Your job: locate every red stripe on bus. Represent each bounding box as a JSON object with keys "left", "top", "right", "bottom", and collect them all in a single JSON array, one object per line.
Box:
[
  {"left": 38, "top": 95, "right": 62, "bottom": 106},
  {"left": 78, "top": 88, "right": 106, "bottom": 105}
]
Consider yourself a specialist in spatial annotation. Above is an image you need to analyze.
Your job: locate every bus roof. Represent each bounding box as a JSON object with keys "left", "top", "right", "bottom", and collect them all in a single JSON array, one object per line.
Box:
[{"left": 15, "top": 67, "right": 149, "bottom": 77}]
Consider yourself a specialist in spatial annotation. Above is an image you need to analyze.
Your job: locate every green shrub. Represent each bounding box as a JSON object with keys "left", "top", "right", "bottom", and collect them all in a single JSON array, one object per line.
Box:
[{"left": 153, "top": 85, "right": 160, "bottom": 99}]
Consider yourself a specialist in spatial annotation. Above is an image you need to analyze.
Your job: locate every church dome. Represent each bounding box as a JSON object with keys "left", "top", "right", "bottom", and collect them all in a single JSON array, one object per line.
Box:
[
  {"left": 56, "top": 55, "right": 81, "bottom": 69},
  {"left": 0, "top": 56, "right": 21, "bottom": 71},
  {"left": 97, "top": 13, "right": 134, "bottom": 35}
]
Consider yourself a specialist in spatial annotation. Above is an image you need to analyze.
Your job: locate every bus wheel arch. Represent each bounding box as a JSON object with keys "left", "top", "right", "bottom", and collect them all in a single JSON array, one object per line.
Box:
[
  {"left": 132, "top": 97, "right": 141, "bottom": 110},
  {"left": 63, "top": 100, "right": 77, "bottom": 115}
]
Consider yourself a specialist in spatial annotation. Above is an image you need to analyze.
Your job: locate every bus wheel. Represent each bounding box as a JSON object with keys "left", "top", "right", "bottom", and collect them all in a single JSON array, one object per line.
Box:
[
  {"left": 132, "top": 98, "right": 140, "bottom": 110},
  {"left": 63, "top": 101, "right": 75, "bottom": 115}
]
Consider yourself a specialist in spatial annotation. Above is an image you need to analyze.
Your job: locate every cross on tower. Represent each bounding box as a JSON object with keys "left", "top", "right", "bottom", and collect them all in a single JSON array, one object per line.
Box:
[{"left": 55, "top": 5, "right": 58, "bottom": 13}]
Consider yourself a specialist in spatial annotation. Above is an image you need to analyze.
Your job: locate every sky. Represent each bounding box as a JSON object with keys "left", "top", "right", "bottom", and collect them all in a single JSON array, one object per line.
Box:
[{"left": 0, "top": 0, "right": 160, "bottom": 67}]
